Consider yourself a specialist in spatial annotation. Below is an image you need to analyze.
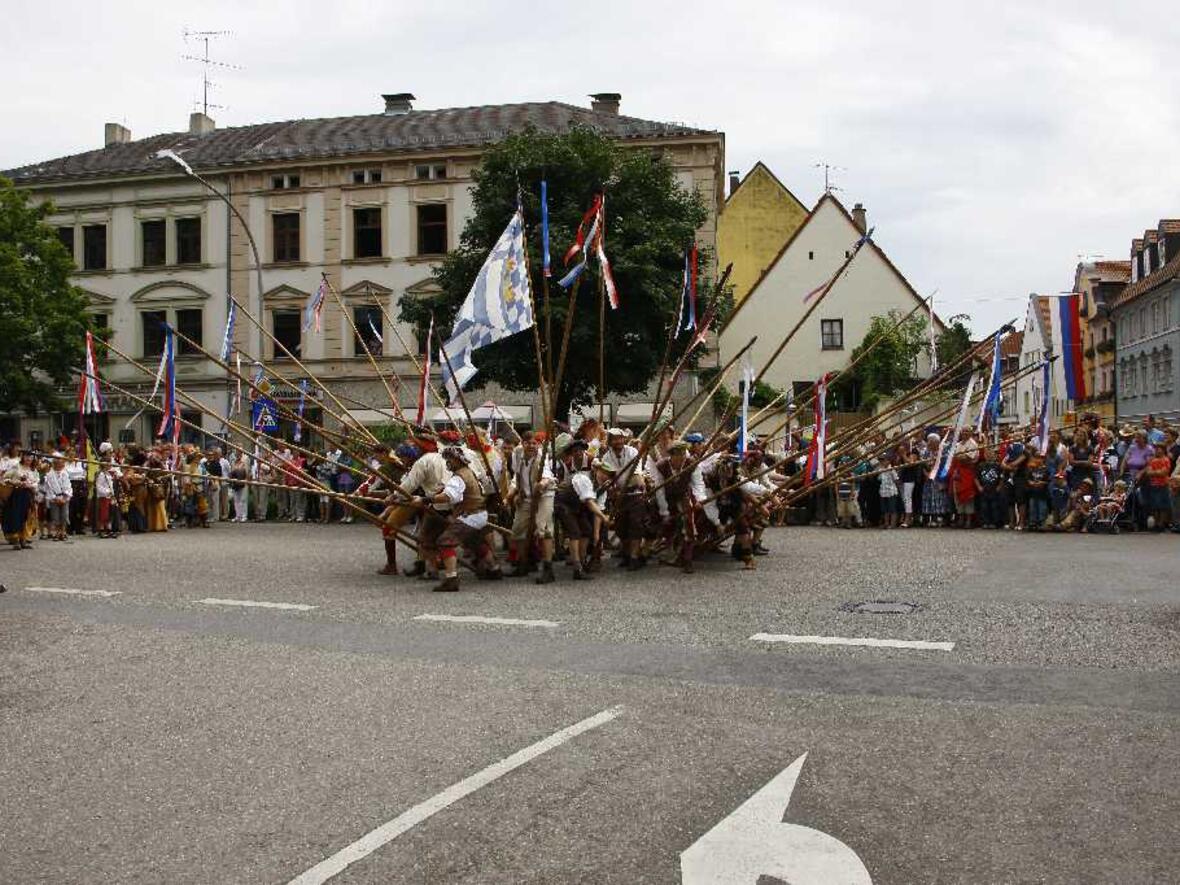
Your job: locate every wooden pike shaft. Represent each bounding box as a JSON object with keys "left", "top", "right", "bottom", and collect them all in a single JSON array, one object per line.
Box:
[
  {"left": 432, "top": 326, "right": 498, "bottom": 484},
  {"left": 226, "top": 293, "right": 379, "bottom": 444},
  {"left": 366, "top": 295, "right": 461, "bottom": 430}
]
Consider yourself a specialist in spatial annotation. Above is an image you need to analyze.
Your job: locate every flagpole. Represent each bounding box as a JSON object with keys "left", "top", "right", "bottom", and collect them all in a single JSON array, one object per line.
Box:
[
  {"left": 597, "top": 270, "right": 606, "bottom": 425},
  {"left": 433, "top": 327, "right": 499, "bottom": 487}
]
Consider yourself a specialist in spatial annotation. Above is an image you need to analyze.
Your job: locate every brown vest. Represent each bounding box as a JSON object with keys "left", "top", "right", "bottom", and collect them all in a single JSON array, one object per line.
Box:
[{"left": 455, "top": 466, "right": 485, "bottom": 515}]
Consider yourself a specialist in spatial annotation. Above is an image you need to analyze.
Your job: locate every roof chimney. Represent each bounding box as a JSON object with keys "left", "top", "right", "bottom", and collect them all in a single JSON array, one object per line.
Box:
[
  {"left": 590, "top": 92, "right": 621, "bottom": 115},
  {"left": 851, "top": 202, "right": 868, "bottom": 234},
  {"left": 189, "top": 112, "right": 216, "bottom": 135},
  {"left": 382, "top": 93, "right": 415, "bottom": 115},
  {"left": 104, "top": 122, "right": 131, "bottom": 147},
  {"left": 728, "top": 170, "right": 741, "bottom": 195}
]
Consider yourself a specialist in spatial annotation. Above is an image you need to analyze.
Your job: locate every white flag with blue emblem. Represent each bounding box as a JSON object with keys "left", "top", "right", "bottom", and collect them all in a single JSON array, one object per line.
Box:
[{"left": 440, "top": 209, "right": 534, "bottom": 404}]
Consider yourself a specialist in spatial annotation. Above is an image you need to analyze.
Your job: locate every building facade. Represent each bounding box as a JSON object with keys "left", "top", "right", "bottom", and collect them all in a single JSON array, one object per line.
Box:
[
  {"left": 716, "top": 161, "right": 808, "bottom": 305},
  {"left": 4, "top": 94, "right": 725, "bottom": 446},
  {"left": 1113, "top": 219, "right": 1180, "bottom": 424},
  {"left": 1073, "top": 260, "right": 1128, "bottom": 423},
  {"left": 717, "top": 193, "right": 944, "bottom": 405}
]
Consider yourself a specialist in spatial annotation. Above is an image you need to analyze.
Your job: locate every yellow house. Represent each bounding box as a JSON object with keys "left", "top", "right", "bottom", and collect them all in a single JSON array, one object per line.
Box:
[{"left": 717, "top": 162, "right": 808, "bottom": 304}]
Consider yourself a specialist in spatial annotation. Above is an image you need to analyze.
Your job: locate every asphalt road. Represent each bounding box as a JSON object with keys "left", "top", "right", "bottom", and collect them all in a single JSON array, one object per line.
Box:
[{"left": 1, "top": 523, "right": 1177, "bottom": 884}]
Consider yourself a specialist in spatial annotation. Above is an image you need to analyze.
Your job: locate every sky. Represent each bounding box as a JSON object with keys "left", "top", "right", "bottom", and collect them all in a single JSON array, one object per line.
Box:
[{"left": 4, "top": 0, "right": 1178, "bottom": 334}]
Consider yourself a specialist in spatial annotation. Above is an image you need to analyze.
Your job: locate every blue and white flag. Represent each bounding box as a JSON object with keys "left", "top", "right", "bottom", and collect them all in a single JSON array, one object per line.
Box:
[
  {"left": 293, "top": 379, "right": 309, "bottom": 443},
  {"left": 440, "top": 209, "right": 535, "bottom": 404},
  {"left": 930, "top": 372, "right": 979, "bottom": 481},
  {"left": 219, "top": 298, "right": 236, "bottom": 361},
  {"left": 975, "top": 331, "right": 1003, "bottom": 432},
  {"left": 739, "top": 351, "right": 755, "bottom": 455},
  {"left": 540, "top": 180, "right": 551, "bottom": 279}
]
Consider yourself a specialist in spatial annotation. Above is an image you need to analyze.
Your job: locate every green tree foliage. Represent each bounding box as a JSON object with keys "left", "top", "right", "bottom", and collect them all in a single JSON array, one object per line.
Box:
[
  {"left": 831, "top": 311, "right": 927, "bottom": 411},
  {"left": 936, "top": 314, "right": 974, "bottom": 372},
  {"left": 398, "top": 128, "right": 710, "bottom": 417},
  {"left": 0, "top": 177, "right": 90, "bottom": 415},
  {"left": 700, "top": 365, "right": 784, "bottom": 414}
]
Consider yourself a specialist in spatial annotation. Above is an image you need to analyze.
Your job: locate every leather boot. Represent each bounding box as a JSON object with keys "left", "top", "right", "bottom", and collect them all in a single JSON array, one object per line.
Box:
[
  {"left": 535, "top": 561, "right": 556, "bottom": 584},
  {"left": 432, "top": 575, "right": 460, "bottom": 592},
  {"left": 403, "top": 560, "right": 426, "bottom": 577}
]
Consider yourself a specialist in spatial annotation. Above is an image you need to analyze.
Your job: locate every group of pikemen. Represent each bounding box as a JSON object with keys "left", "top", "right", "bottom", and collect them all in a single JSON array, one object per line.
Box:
[{"left": 368, "top": 420, "right": 780, "bottom": 592}]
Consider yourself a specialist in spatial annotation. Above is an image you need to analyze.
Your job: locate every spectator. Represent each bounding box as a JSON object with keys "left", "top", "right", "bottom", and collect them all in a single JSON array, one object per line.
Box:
[
  {"left": 1026, "top": 451, "right": 1050, "bottom": 531},
  {"left": 228, "top": 451, "right": 250, "bottom": 522},
  {"left": 43, "top": 453, "right": 72, "bottom": 542},
  {"left": 1001, "top": 436, "right": 1028, "bottom": 530},
  {"left": 976, "top": 445, "right": 1005, "bottom": 528},
  {"left": 1144, "top": 442, "right": 1173, "bottom": 531},
  {"left": 878, "top": 455, "right": 900, "bottom": 529}
]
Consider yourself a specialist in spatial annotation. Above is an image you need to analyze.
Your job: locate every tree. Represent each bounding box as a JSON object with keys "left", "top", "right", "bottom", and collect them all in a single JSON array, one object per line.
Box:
[
  {"left": 936, "top": 314, "right": 973, "bottom": 372},
  {"left": 398, "top": 127, "right": 710, "bottom": 418},
  {"left": 0, "top": 176, "right": 91, "bottom": 416},
  {"left": 830, "top": 311, "right": 927, "bottom": 411}
]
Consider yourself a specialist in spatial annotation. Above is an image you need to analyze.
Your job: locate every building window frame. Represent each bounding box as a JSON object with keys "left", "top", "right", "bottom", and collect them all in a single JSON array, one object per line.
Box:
[
  {"left": 57, "top": 225, "right": 76, "bottom": 264},
  {"left": 272, "top": 212, "right": 302, "bottom": 263},
  {"left": 415, "top": 203, "right": 448, "bottom": 256},
  {"left": 82, "top": 223, "right": 108, "bottom": 271},
  {"left": 141, "top": 219, "right": 167, "bottom": 268},
  {"left": 271, "top": 173, "right": 302, "bottom": 190},
  {"left": 270, "top": 308, "right": 303, "bottom": 360},
  {"left": 175, "top": 216, "right": 203, "bottom": 265},
  {"left": 820, "top": 318, "right": 844, "bottom": 350},
  {"left": 414, "top": 162, "right": 447, "bottom": 181},
  {"left": 351, "top": 305, "right": 384, "bottom": 358},
  {"left": 352, "top": 206, "right": 383, "bottom": 259},
  {"left": 140, "top": 306, "right": 205, "bottom": 359}
]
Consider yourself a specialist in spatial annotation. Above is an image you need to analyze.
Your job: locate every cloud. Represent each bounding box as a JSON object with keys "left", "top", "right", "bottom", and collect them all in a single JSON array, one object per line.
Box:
[{"left": 2, "top": 0, "right": 1177, "bottom": 334}]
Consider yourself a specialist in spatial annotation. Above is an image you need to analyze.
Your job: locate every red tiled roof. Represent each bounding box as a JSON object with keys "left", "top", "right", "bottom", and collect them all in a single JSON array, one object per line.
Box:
[
  {"left": 1114, "top": 251, "right": 1180, "bottom": 307},
  {"left": 1091, "top": 260, "right": 1131, "bottom": 282},
  {"left": 1001, "top": 330, "right": 1024, "bottom": 358},
  {"left": 1160, "top": 219, "right": 1180, "bottom": 234}
]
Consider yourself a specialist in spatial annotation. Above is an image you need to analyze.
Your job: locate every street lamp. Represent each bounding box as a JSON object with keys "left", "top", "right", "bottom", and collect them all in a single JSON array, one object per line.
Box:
[{"left": 154, "top": 148, "right": 265, "bottom": 334}]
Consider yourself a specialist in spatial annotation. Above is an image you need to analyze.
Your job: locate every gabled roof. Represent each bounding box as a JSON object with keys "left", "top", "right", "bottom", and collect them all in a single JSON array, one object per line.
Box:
[
  {"left": 5, "top": 101, "right": 716, "bottom": 186},
  {"left": 724, "top": 160, "right": 807, "bottom": 211},
  {"left": 1090, "top": 260, "right": 1131, "bottom": 283},
  {"left": 720, "top": 191, "right": 945, "bottom": 334},
  {"left": 1001, "top": 330, "right": 1024, "bottom": 358},
  {"left": 1027, "top": 295, "right": 1053, "bottom": 351},
  {"left": 1114, "top": 251, "right": 1180, "bottom": 308}
]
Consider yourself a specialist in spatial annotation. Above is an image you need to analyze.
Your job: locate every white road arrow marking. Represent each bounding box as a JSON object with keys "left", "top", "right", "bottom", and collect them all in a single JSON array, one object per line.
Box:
[{"left": 680, "top": 753, "right": 872, "bottom": 884}]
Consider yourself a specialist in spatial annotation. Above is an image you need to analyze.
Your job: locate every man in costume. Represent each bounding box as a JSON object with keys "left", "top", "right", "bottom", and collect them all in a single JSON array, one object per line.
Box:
[
  {"left": 506, "top": 430, "right": 557, "bottom": 584},
  {"left": 552, "top": 435, "right": 608, "bottom": 581},
  {"left": 598, "top": 427, "right": 648, "bottom": 570}
]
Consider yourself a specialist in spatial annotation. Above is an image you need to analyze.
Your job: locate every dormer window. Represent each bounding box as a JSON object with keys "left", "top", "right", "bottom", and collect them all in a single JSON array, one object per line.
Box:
[{"left": 271, "top": 173, "right": 301, "bottom": 190}]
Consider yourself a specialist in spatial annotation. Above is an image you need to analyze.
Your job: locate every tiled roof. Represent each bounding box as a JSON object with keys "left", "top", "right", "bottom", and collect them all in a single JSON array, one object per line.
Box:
[
  {"left": 1091, "top": 260, "right": 1131, "bottom": 282},
  {"left": 1001, "top": 330, "right": 1023, "bottom": 358},
  {"left": 1160, "top": 219, "right": 1180, "bottom": 234},
  {"left": 1143, "top": 229, "right": 1159, "bottom": 244},
  {"left": 1031, "top": 295, "right": 1053, "bottom": 350},
  {"left": 4, "top": 101, "right": 715, "bottom": 185},
  {"left": 1113, "top": 251, "right": 1180, "bottom": 307}
]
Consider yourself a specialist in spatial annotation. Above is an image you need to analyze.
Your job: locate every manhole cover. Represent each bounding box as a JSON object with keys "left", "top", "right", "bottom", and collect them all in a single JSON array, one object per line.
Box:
[{"left": 841, "top": 600, "right": 921, "bottom": 615}]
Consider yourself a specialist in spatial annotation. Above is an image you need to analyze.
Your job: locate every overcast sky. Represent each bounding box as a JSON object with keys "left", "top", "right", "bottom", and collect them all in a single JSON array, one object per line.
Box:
[{"left": 4, "top": 0, "right": 1178, "bottom": 333}]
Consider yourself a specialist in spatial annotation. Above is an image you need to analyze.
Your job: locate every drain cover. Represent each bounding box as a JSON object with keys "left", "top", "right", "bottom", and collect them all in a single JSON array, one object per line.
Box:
[{"left": 841, "top": 600, "right": 921, "bottom": 615}]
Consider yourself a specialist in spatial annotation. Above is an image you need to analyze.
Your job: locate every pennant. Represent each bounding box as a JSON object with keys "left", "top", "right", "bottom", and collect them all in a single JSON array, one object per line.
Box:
[
  {"left": 219, "top": 298, "right": 236, "bottom": 361},
  {"left": 562, "top": 193, "right": 603, "bottom": 266},
  {"left": 541, "top": 179, "right": 551, "bottom": 279},
  {"left": 1057, "top": 293, "right": 1086, "bottom": 401},
  {"left": 679, "top": 244, "right": 698, "bottom": 334},
  {"left": 805, "top": 374, "right": 831, "bottom": 484},
  {"left": 78, "top": 331, "right": 105, "bottom": 414},
  {"left": 557, "top": 193, "right": 618, "bottom": 308},
  {"left": 303, "top": 278, "right": 327, "bottom": 333},
  {"left": 975, "top": 331, "right": 1003, "bottom": 432},
  {"left": 293, "top": 379, "right": 308, "bottom": 443},
  {"left": 231, "top": 352, "right": 243, "bottom": 417},
  {"left": 929, "top": 372, "right": 980, "bottom": 481},
  {"left": 1036, "top": 359, "right": 1051, "bottom": 455},
  {"left": 155, "top": 324, "right": 180, "bottom": 445},
  {"left": 739, "top": 351, "right": 755, "bottom": 455},
  {"left": 367, "top": 315, "right": 383, "bottom": 345},
  {"left": 929, "top": 292, "right": 939, "bottom": 373},
  {"left": 440, "top": 209, "right": 534, "bottom": 403},
  {"left": 417, "top": 315, "right": 433, "bottom": 425}
]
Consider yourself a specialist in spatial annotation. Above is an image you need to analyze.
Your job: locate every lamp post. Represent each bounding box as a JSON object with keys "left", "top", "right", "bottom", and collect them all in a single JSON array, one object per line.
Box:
[{"left": 155, "top": 148, "right": 265, "bottom": 340}]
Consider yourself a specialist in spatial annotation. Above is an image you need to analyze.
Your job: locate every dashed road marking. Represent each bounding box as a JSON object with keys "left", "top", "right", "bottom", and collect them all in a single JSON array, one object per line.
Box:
[
  {"left": 750, "top": 633, "right": 955, "bottom": 652},
  {"left": 25, "top": 587, "right": 120, "bottom": 598},
  {"left": 286, "top": 705, "right": 624, "bottom": 884},
  {"left": 200, "top": 597, "right": 316, "bottom": 612},
  {"left": 413, "top": 613, "right": 560, "bottom": 628}
]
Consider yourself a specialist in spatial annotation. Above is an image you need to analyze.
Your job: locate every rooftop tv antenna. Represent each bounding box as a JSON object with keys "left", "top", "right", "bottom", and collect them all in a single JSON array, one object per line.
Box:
[
  {"left": 182, "top": 29, "right": 239, "bottom": 116},
  {"left": 814, "top": 162, "right": 846, "bottom": 194}
]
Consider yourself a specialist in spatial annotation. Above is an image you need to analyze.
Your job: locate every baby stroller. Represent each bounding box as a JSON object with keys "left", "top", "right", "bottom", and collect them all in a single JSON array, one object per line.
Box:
[{"left": 1085, "top": 489, "right": 1128, "bottom": 534}]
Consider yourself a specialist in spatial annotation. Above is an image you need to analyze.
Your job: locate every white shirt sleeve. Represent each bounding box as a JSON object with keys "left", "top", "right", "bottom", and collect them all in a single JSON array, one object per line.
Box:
[
  {"left": 440, "top": 474, "right": 465, "bottom": 506},
  {"left": 570, "top": 472, "right": 595, "bottom": 502},
  {"left": 689, "top": 465, "right": 707, "bottom": 503}
]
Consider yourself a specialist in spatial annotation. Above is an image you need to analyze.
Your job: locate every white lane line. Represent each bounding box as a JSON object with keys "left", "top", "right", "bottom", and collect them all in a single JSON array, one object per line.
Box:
[
  {"left": 286, "top": 704, "right": 623, "bottom": 885},
  {"left": 26, "top": 587, "right": 120, "bottom": 598},
  {"left": 751, "top": 633, "right": 955, "bottom": 652},
  {"left": 413, "top": 613, "right": 560, "bottom": 629},
  {"left": 200, "top": 597, "right": 316, "bottom": 612}
]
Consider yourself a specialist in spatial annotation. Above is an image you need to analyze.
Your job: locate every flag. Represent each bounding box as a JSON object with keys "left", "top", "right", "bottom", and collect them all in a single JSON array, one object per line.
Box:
[
  {"left": 975, "top": 331, "right": 1003, "bottom": 432},
  {"left": 1057, "top": 293, "right": 1085, "bottom": 401},
  {"left": 303, "top": 278, "right": 327, "bottom": 333},
  {"left": 557, "top": 193, "right": 619, "bottom": 308},
  {"left": 805, "top": 374, "right": 831, "bottom": 483},
  {"left": 367, "top": 315, "right": 383, "bottom": 345},
  {"left": 85, "top": 439, "right": 99, "bottom": 485},
  {"left": 679, "top": 243, "right": 699, "bottom": 334},
  {"left": 929, "top": 372, "right": 980, "bottom": 481},
  {"left": 801, "top": 277, "right": 831, "bottom": 305},
  {"left": 155, "top": 324, "right": 180, "bottom": 444},
  {"left": 440, "top": 209, "right": 534, "bottom": 404},
  {"left": 928, "top": 292, "right": 939, "bottom": 373},
  {"left": 293, "top": 380, "right": 308, "bottom": 443},
  {"left": 540, "top": 179, "right": 551, "bottom": 278},
  {"left": 231, "top": 353, "right": 243, "bottom": 417},
  {"left": 417, "top": 314, "right": 433, "bottom": 425},
  {"left": 78, "top": 331, "right": 105, "bottom": 414},
  {"left": 1036, "top": 359, "right": 1051, "bottom": 455},
  {"left": 219, "top": 298, "right": 236, "bottom": 361},
  {"left": 739, "top": 351, "right": 755, "bottom": 455}
]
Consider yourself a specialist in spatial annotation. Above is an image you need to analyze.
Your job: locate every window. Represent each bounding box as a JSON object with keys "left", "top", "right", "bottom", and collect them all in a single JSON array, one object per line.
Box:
[
  {"left": 271, "top": 173, "right": 301, "bottom": 190},
  {"left": 272, "top": 310, "right": 301, "bottom": 359},
  {"left": 415, "top": 163, "right": 447, "bottom": 180},
  {"left": 416, "top": 204, "right": 447, "bottom": 255},
  {"left": 352, "top": 169, "right": 382, "bottom": 184},
  {"left": 353, "top": 307, "right": 383, "bottom": 356},
  {"left": 353, "top": 207, "right": 383, "bottom": 258},
  {"left": 176, "top": 308, "right": 203, "bottom": 355},
  {"left": 142, "top": 309, "right": 167, "bottom": 357},
  {"left": 820, "top": 318, "right": 844, "bottom": 350},
  {"left": 175, "top": 217, "right": 202, "bottom": 265},
  {"left": 141, "top": 220, "right": 166, "bottom": 267},
  {"left": 57, "top": 226, "right": 74, "bottom": 260},
  {"left": 1024, "top": 391, "right": 1030, "bottom": 414},
  {"left": 808, "top": 251, "right": 814, "bottom": 260},
  {"left": 273, "top": 213, "right": 300, "bottom": 262},
  {"left": 1163, "top": 348, "right": 1174, "bottom": 391},
  {"left": 82, "top": 224, "right": 107, "bottom": 270}
]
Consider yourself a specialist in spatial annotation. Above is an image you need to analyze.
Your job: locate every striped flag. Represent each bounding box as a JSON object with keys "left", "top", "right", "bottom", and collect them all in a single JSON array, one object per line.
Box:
[
  {"left": 805, "top": 374, "right": 831, "bottom": 483},
  {"left": 303, "top": 279, "right": 327, "bottom": 333},
  {"left": 679, "top": 243, "right": 699, "bottom": 334},
  {"left": 558, "top": 193, "right": 619, "bottom": 308},
  {"left": 219, "top": 298, "right": 236, "bottom": 361},
  {"left": 975, "top": 331, "right": 1003, "bottom": 432},
  {"left": 155, "top": 325, "right": 181, "bottom": 446},
  {"left": 929, "top": 372, "right": 980, "bottom": 481},
  {"left": 78, "top": 331, "right": 105, "bottom": 414},
  {"left": 1057, "top": 293, "right": 1085, "bottom": 401}
]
